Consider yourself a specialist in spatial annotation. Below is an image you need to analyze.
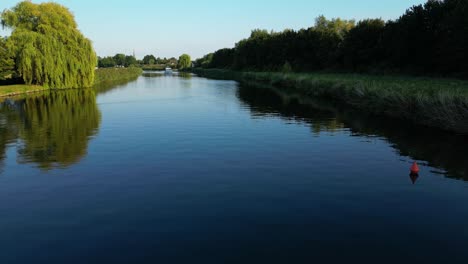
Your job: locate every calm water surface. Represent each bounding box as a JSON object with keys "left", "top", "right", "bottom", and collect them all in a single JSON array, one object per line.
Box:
[{"left": 1, "top": 72, "right": 468, "bottom": 263}]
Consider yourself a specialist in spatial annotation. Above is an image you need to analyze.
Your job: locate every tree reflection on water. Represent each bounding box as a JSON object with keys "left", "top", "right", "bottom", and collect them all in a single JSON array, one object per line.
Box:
[
  {"left": 237, "top": 83, "right": 468, "bottom": 182},
  {"left": 0, "top": 90, "right": 101, "bottom": 170}
]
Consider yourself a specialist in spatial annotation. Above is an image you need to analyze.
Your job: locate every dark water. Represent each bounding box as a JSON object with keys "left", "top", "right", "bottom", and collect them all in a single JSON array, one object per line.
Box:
[{"left": 1, "top": 72, "right": 468, "bottom": 263}]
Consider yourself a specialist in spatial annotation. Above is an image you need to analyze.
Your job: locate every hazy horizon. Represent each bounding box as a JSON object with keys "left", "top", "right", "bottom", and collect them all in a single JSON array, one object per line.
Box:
[{"left": 1, "top": 0, "right": 426, "bottom": 59}]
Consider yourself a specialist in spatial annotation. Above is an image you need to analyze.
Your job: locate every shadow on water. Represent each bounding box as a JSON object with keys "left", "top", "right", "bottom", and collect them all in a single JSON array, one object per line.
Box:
[
  {"left": 237, "top": 83, "right": 468, "bottom": 182},
  {"left": 0, "top": 90, "right": 101, "bottom": 171},
  {"left": 94, "top": 70, "right": 194, "bottom": 96}
]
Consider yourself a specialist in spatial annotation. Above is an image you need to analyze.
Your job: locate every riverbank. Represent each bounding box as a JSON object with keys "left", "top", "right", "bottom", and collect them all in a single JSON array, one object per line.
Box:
[
  {"left": 93, "top": 67, "right": 143, "bottom": 86},
  {"left": 140, "top": 65, "right": 167, "bottom": 71},
  {"left": 0, "top": 84, "right": 48, "bottom": 97},
  {"left": 193, "top": 68, "right": 468, "bottom": 134},
  {"left": 0, "top": 67, "right": 143, "bottom": 98}
]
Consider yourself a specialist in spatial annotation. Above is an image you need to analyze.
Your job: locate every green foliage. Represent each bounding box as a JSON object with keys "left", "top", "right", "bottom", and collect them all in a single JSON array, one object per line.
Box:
[
  {"left": 314, "top": 16, "right": 355, "bottom": 38},
  {"left": 113, "top": 54, "right": 126, "bottom": 67},
  {"left": 0, "top": 68, "right": 142, "bottom": 97},
  {"left": 381, "top": 0, "right": 468, "bottom": 76},
  {"left": 210, "top": 49, "right": 234, "bottom": 69},
  {"left": 93, "top": 68, "right": 142, "bottom": 95},
  {"left": 341, "top": 19, "right": 386, "bottom": 71},
  {"left": 124, "top": 55, "right": 137, "bottom": 67},
  {"left": 0, "top": 37, "right": 15, "bottom": 80},
  {"left": 178, "top": 54, "right": 191, "bottom": 69},
  {"left": 203, "top": 17, "right": 353, "bottom": 71},
  {"left": 1, "top": 1, "right": 97, "bottom": 88},
  {"left": 0, "top": 84, "right": 46, "bottom": 96},
  {"left": 195, "top": 53, "right": 213, "bottom": 68},
  {"left": 97, "top": 54, "right": 137, "bottom": 68},
  {"left": 93, "top": 67, "right": 142, "bottom": 87},
  {"left": 98, "top": 56, "right": 116, "bottom": 68},
  {"left": 199, "top": 0, "right": 468, "bottom": 78},
  {"left": 140, "top": 65, "right": 166, "bottom": 71},
  {"left": 142, "top": 54, "right": 156, "bottom": 65},
  {"left": 156, "top": 57, "right": 167, "bottom": 64}
]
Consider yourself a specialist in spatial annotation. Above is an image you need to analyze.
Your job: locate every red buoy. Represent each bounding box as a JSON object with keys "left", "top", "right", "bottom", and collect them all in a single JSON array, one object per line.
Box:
[{"left": 410, "top": 162, "right": 420, "bottom": 174}]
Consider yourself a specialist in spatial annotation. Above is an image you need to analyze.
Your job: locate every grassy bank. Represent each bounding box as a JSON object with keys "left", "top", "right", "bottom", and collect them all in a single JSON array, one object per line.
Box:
[
  {"left": 93, "top": 67, "right": 143, "bottom": 95},
  {"left": 0, "top": 67, "right": 143, "bottom": 98},
  {"left": 0, "top": 84, "right": 47, "bottom": 97},
  {"left": 193, "top": 68, "right": 468, "bottom": 134},
  {"left": 140, "top": 64, "right": 167, "bottom": 71},
  {"left": 93, "top": 67, "right": 143, "bottom": 86}
]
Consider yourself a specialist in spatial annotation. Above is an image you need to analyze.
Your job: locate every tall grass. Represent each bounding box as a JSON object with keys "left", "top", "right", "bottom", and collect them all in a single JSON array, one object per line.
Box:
[
  {"left": 93, "top": 67, "right": 143, "bottom": 86},
  {"left": 93, "top": 67, "right": 143, "bottom": 95},
  {"left": 192, "top": 68, "right": 468, "bottom": 133},
  {"left": 140, "top": 64, "right": 167, "bottom": 71},
  {"left": 0, "top": 84, "right": 47, "bottom": 97}
]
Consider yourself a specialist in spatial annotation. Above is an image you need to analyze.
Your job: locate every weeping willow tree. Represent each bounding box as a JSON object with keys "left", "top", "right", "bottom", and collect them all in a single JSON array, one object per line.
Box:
[
  {"left": 1, "top": 1, "right": 96, "bottom": 88},
  {"left": 0, "top": 37, "right": 15, "bottom": 80}
]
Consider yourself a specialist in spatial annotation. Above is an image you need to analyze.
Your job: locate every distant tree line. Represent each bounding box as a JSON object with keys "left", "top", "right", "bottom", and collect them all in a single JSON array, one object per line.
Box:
[
  {"left": 99, "top": 54, "right": 183, "bottom": 69},
  {"left": 97, "top": 54, "right": 137, "bottom": 68},
  {"left": 140, "top": 55, "right": 183, "bottom": 69},
  {"left": 196, "top": 0, "right": 468, "bottom": 78},
  {"left": 141, "top": 55, "right": 178, "bottom": 66}
]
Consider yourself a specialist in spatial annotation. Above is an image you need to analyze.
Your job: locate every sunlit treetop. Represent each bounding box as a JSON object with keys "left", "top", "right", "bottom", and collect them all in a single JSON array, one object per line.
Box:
[{"left": 2, "top": 1, "right": 77, "bottom": 31}]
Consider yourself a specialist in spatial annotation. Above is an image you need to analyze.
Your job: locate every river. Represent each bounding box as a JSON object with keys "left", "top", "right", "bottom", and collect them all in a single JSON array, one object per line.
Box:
[{"left": 1, "top": 72, "right": 467, "bottom": 263}]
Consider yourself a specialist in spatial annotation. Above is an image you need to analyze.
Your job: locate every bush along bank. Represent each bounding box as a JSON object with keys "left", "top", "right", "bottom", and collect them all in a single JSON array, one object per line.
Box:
[
  {"left": 93, "top": 67, "right": 143, "bottom": 94},
  {"left": 192, "top": 68, "right": 468, "bottom": 134}
]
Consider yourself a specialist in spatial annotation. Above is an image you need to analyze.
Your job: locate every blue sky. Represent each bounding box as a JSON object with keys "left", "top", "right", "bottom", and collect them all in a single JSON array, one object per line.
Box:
[{"left": 1, "top": 0, "right": 426, "bottom": 59}]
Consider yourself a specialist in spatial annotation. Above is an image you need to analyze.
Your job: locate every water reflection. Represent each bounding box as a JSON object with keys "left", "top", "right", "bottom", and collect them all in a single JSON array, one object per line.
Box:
[
  {"left": 142, "top": 71, "right": 165, "bottom": 78},
  {"left": 0, "top": 102, "right": 19, "bottom": 173},
  {"left": 0, "top": 90, "right": 101, "bottom": 170},
  {"left": 94, "top": 77, "right": 140, "bottom": 95},
  {"left": 141, "top": 71, "right": 194, "bottom": 90},
  {"left": 410, "top": 173, "right": 420, "bottom": 184},
  {"left": 142, "top": 71, "right": 193, "bottom": 79},
  {"left": 237, "top": 84, "right": 468, "bottom": 181},
  {"left": 177, "top": 72, "right": 194, "bottom": 79}
]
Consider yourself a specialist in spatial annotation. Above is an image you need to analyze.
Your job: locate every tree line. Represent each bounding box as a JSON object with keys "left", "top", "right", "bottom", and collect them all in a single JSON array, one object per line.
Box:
[
  {"left": 98, "top": 54, "right": 192, "bottom": 69},
  {"left": 141, "top": 55, "right": 178, "bottom": 66},
  {"left": 196, "top": 0, "right": 468, "bottom": 78},
  {"left": 98, "top": 54, "right": 138, "bottom": 68},
  {"left": 98, "top": 54, "right": 177, "bottom": 68}
]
